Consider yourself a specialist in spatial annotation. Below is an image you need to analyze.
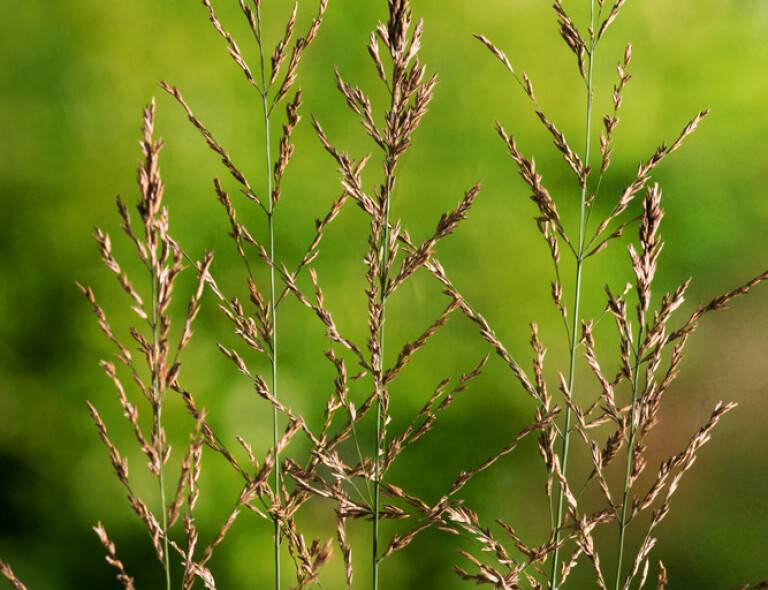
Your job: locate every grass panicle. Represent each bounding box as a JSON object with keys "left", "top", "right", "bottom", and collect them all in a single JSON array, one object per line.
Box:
[
  {"left": 460, "top": 2, "right": 768, "bottom": 588},
  {"left": 2, "top": 2, "right": 764, "bottom": 590},
  {"left": 76, "top": 101, "right": 248, "bottom": 589},
  {"left": 164, "top": 1, "right": 329, "bottom": 587}
]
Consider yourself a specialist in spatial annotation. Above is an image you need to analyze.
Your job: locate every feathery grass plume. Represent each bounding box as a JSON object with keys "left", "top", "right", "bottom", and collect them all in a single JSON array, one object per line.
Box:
[
  {"left": 79, "top": 100, "right": 250, "bottom": 589},
  {"left": 288, "top": 0, "right": 550, "bottom": 586},
  {"left": 164, "top": 1, "right": 329, "bottom": 587},
  {"left": 319, "top": 0, "right": 452, "bottom": 584},
  {"left": 38, "top": 2, "right": 765, "bottom": 588},
  {"left": 471, "top": 2, "right": 768, "bottom": 589}
]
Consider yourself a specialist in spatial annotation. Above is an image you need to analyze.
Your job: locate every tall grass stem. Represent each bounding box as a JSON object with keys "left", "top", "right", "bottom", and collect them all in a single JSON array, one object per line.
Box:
[
  {"left": 549, "top": 2, "right": 596, "bottom": 586},
  {"left": 256, "top": 6, "right": 281, "bottom": 588}
]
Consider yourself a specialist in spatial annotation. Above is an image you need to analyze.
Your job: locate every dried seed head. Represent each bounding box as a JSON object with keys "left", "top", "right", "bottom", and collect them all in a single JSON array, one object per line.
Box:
[{"left": 474, "top": 34, "right": 514, "bottom": 74}]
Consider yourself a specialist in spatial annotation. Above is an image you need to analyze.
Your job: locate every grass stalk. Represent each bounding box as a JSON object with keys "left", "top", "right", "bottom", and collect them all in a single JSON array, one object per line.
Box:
[
  {"left": 256, "top": 6, "right": 281, "bottom": 589},
  {"left": 614, "top": 327, "right": 644, "bottom": 589},
  {"left": 373, "top": 165, "right": 395, "bottom": 590},
  {"left": 157, "top": 414, "right": 172, "bottom": 590},
  {"left": 152, "top": 272, "right": 172, "bottom": 590},
  {"left": 373, "top": 400, "right": 381, "bottom": 590},
  {"left": 72, "top": 4, "right": 768, "bottom": 589},
  {"left": 549, "top": 2, "right": 596, "bottom": 587}
]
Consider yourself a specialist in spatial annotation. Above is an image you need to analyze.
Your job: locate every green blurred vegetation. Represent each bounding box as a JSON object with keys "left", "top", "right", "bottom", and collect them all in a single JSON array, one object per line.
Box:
[{"left": 1, "top": 0, "right": 767, "bottom": 588}]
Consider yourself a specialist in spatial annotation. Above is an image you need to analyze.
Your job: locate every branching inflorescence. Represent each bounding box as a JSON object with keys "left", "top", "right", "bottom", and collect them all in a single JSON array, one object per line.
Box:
[
  {"left": 464, "top": 1, "right": 768, "bottom": 589},
  {"left": 2, "top": 2, "right": 766, "bottom": 590},
  {"left": 77, "top": 101, "right": 239, "bottom": 589},
  {"left": 163, "top": 0, "right": 330, "bottom": 587}
]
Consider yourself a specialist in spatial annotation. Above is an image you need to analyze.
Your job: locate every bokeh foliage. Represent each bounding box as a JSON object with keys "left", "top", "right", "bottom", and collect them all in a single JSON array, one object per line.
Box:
[{"left": 1, "top": 0, "right": 767, "bottom": 588}]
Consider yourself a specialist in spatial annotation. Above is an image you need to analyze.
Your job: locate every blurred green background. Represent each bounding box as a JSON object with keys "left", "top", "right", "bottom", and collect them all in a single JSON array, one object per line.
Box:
[{"left": 1, "top": 0, "right": 767, "bottom": 588}]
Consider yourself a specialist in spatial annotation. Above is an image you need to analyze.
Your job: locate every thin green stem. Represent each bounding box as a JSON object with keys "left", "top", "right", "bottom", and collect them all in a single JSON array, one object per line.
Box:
[
  {"left": 373, "top": 171, "right": 393, "bottom": 590},
  {"left": 549, "top": 3, "right": 596, "bottom": 588},
  {"left": 373, "top": 402, "right": 381, "bottom": 590},
  {"left": 256, "top": 7, "right": 281, "bottom": 589},
  {"left": 549, "top": 259, "right": 583, "bottom": 589},
  {"left": 158, "top": 409, "right": 172, "bottom": 590},
  {"left": 614, "top": 327, "right": 644, "bottom": 590},
  {"left": 151, "top": 274, "right": 172, "bottom": 590},
  {"left": 351, "top": 420, "right": 374, "bottom": 502}
]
